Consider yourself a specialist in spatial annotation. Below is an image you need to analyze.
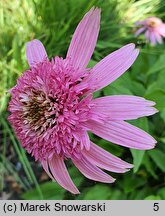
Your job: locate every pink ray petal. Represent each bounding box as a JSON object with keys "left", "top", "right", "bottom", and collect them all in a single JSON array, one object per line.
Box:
[
  {"left": 159, "top": 23, "right": 165, "bottom": 36},
  {"left": 66, "top": 7, "right": 101, "bottom": 69},
  {"left": 49, "top": 155, "right": 79, "bottom": 194},
  {"left": 41, "top": 159, "right": 54, "bottom": 180},
  {"left": 83, "top": 43, "right": 139, "bottom": 92},
  {"left": 92, "top": 95, "right": 156, "bottom": 106},
  {"left": 84, "top": 120, "right": 156, "bottom": 150},
  {"left": 145, "top": 30, "right": 150, "bottom": 42},
  {"left": 154, "top": 31, "right": 163, "bottom": 44},
  {"left": 149, "top": 31, "right": 157, "bottom": 46},
  {"left": 135, "top": 21, "right": 145, "bottom": 26},
  {"left": 26, "top": 39, "right": 48, "bottom": 68},
  {"left": 90, "top": 95, "right": 158, "bottom": 120},
  {"left": 135, "top": 27, "right": 146, "bottom": 36},
  {"left": 82, "top": 142, "right": 133, "bottom": 173},
  {"left": 72, "top": 155, "right": 115, "bottom": 183}
]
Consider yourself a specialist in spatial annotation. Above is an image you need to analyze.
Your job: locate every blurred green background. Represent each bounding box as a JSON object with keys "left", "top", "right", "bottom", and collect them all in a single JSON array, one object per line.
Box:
[{"left": 0, "top": 0, "right": 165, "bottom": 200}]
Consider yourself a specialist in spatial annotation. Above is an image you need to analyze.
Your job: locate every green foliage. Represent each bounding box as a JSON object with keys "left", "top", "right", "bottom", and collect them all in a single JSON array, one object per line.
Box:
[
  {"left": 1, "top": 0, "right": 165, "bottom": 200},
  {"left": 81, "top": 185, "right": 110, "bottom": 200},
  {"left": 130, "top": 117, "right": 149, "bottom": 173},
  {"left": 21, "top": 182, "right": 66, "bottom": 200},
  {"left": 148, "top": 149, "right": 165, "bottom": 173}
]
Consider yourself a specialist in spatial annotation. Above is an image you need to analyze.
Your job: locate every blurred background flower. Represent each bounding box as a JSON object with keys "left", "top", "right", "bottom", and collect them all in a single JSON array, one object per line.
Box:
[
  {"left": 135, "top": 16, "right": 165, "bottom": 45},
  {"left": 0, "top": 0, "right": 165, "bottom": 200}
]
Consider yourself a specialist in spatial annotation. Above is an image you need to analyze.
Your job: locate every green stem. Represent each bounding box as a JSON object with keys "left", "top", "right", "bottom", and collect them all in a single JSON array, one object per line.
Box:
[
  {"left": 1, "top": 116, "right": 43, "bottom": 199},
  {"left": 20, "top": 148, "right": 44, "bottom": 199},
  {"left": 1, "top": 117, "right": 33, "bottom": 184}
]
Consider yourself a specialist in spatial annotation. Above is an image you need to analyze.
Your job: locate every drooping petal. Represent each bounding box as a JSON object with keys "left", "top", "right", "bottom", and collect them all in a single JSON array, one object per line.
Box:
[
  {"left": 145, "top": 30, "right": 150, "bottom": 42},
  {"left": 154, "top": 32, "right": 163, "bottom": 44},
  {"left": 90, "top": 95, "right": 158, "bottom": 120},
  {"left": 26, "top": 39, "right": 48, "bottom": 68},
  {"left": 135, "top": 27, "right": 146, "bottom": 36},
  {"left": 158, "top": 23, "right": 165, "bottom": 36},
  {"left": 72, "top": 155, "right": 115, "bottom": 183},
  {"left": 41, "top": 159, "right": 54, "bottom": 180},
  {"left": 84, "top": 120, "right": 156, "bottom": 150},
  {"left": 82, "top": 142, "right": 133, "bottom": 173},
  {"left": 135, "top": 21, "right": 145, "bottom": 26},
  {"left": 48, "top": 155, "right": 79, "bottom": 194},
  {"left": 149, "top": 31, "right": 157, "bottom": 46},
  {"left": 66, "top": 7, "right": 101, "bottom": 69},
  {"left": 83, "top": 43, "right": 139, "bottom": 92}
]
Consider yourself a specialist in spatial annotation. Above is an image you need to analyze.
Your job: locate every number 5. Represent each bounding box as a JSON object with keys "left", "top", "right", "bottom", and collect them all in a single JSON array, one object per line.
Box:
[{"left": 153, "top": 203, "right": 159, "bottom": 211}]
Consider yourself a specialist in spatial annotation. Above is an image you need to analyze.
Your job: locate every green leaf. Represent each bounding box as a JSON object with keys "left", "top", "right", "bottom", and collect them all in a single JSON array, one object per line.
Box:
[
  {"left": 133, "top": 187, "right": 150, "bottom": 200},
  {"left": 158, "top": 187, "right": 165, "bottom": 199},
  {"left": 109, "top": 189, "right": 126, "bottom": 200},
  {"left": 147, "top": 51, "right": 165, "bottom": 75},
  {"left": 129, "top": 81, "right": 146, "bottom": 96},
  {"left": 160, "top": 108, "right": 165, "bottom": 123},
  {"left": 97, "top": 139, "right": 124, "bottom": 157},
  {"left": 21, "top": 181, "right": 65, "bottom": 200},
  {"left": 130, "top": 117, "right": 149, "bottom": 172},
  {"left": 131, "top": 150, "right": 145, "bottom": 173},
  {"left": 122, "top": 173, "right": 147, "bottom": 193},
  {"left": 144, "top": 195, "right": 161, "bottom": 200},
  {"left": 103, "top": 73, "right": 133, "bottom": 96},
  {"left": 142, "top": 154, "right": 157, "bottom": 179},
  {"left": 146, "top": 70, "right": 165, "bottom": 95},
  {"left": 82, "top": 185, "right": 111, "bottom": 200},
  {"left": 148, "top": 149, "right": 165, "bottom": 173},
  {"left": 87, "top": 60, "right": 97, "bottom": 68},
  {"left": 145, "top": 90, "right": 165, "bottom": 111},
  {"left": 67, "top": 166, "right": 84, "bottom": 187}
]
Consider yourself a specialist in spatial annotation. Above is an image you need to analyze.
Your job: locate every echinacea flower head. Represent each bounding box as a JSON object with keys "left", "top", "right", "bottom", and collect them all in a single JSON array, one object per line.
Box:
[
  {"left": 8, "top": 7, "right": 158, "bottom": 194},
  {"left": 135, "top": 16, "right": 165, "bottom": 45}
]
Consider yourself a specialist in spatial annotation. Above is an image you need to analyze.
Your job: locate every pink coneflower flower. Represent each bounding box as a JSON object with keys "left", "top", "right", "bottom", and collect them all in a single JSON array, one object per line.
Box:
[
  {"left": 9, "top": 7, "right": 158, "bottom": 194},
  {"left": 135, "top": 16, "right": 165, "bottom": 45}
]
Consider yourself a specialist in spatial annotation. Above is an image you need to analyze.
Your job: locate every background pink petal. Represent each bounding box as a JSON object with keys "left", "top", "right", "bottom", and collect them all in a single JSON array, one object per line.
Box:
[
  {"left": 149, "top": 31, "right": 157, "bottom": 45},
  {"left": 83, "top": 43, "right": 139, "bottom": 92},
  {"left": 135, "top": 27, "right": 146, "bottom": 36},
  {"left": 135, "top": 21, "right": 145, "bottom": 26},
  {"left": 66, "top": 7, "right": 100, "bottom": 69},
  {"left": 145, "top": 30, "right": 150, "bottom": 41},
  {"left": 26, "top": 39, "right": 48, "bottom": 68},
  {"left": 158, "top": 23, "right": 165, "bottom": 36},
  {"left": 72, "top": 155, "right": 115, "bottom": 183},
  {"left": 49, "top": 156, "right": 79, "bottom": 194},
  {"left": 154, "top": 31, "right": 163, "bottom": 44}
]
